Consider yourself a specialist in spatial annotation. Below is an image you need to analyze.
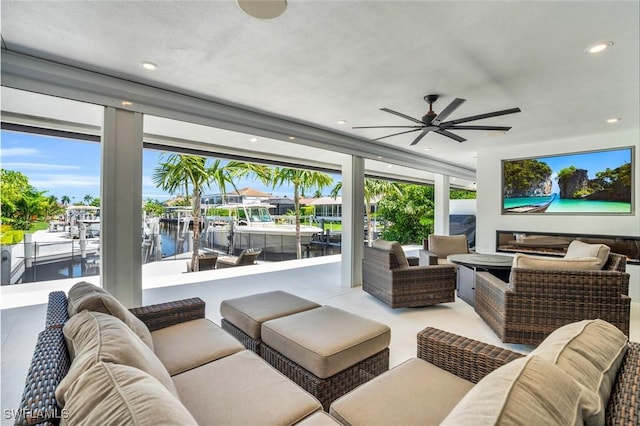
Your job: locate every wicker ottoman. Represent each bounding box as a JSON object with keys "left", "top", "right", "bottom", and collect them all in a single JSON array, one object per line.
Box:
[
  {"left": 220, "top": 290, "right": 321, "bottom": 352},
  {"left": 260, "top": 306, "right": 391, "bottom": 410}
]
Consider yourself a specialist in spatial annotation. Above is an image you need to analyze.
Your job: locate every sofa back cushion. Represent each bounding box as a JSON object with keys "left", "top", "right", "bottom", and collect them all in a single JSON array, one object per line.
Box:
[
  {"left": 440, "top": 356, "right": 589, "bottom": 426},
  {"left": 61, "top": 362, "right": 197, "bottom": 426},
  {"left": 56, "top": 311, "right": 177, "bottom": 406},
  {"left": 529, "top": 319, "right": 628, "bottom": 426},
  {"left": 512, "top": 253, "right": 602, "bottom": 271},
  {"left": 427, "top": 234, "right": 468, "bottom": 258},
  {"left": 565, "top": 240, "right": 610, "bottom": 268},
  {"left": 372, "top": 239, "right": 409, "bottom": 268},
  {"left": 67, "top": 281, "right": 153, "bottom": 350}
]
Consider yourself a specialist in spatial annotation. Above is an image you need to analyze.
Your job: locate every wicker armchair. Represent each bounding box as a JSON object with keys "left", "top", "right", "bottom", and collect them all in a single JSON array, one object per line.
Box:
[
  {"left": 420, "top": 234, "right": 470, "bottom": 265},
  {"left": 362, "top": 240, "right": 456, "bottom": 308},
  {"left": 474, "top": 252, "right": 631, "bottom": 345}
]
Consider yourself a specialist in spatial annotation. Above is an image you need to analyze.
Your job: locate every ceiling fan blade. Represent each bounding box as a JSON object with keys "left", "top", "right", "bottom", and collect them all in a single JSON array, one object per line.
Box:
[
  {"left": 432, "top": 98, "right": 466, "bottom": 126},
  {"left": 373, "top": 128, "right": 422, "bottom": 141},
  {"left": 435, "top": 129, "right": 467, "bottom": 143},
  {"left": 409, "top": 129, "right": 430, "bottom": 146},
  {"left": 446, "top": 125, "right": 512, "bottom": 131},
  {"left": 352, "top": 125, "right": 424, "bottom": 129},
  {"left": 446, "top": 107, "right": 521, "bottom": 125},
  {"left": 380, "top": 108, "right": 424, "bottom": 125}
]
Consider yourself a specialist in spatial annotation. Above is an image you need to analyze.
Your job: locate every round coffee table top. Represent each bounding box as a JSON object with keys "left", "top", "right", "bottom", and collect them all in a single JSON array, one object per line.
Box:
[{"left": 447, "top": 253, "right": 513, "bottom": 269}]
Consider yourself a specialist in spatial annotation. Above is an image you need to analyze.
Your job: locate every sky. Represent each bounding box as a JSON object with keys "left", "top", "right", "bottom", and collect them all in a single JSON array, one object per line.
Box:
[
  {"left": 1, "top": 130, "right": 339, "bottom": 203},
  {"left": 510, "top": 147, "right": 632, "bottom": 194}
]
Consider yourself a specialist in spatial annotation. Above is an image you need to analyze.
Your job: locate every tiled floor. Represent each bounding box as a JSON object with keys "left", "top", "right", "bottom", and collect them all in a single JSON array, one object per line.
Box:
[{"left": 2, "top": 254, "right": 638, "bottom": 426}]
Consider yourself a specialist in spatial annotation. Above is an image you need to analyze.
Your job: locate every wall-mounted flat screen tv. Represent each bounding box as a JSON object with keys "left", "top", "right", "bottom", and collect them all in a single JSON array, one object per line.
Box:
[{"left": 502, "top": 146, "right": 634, "bottom": 215}]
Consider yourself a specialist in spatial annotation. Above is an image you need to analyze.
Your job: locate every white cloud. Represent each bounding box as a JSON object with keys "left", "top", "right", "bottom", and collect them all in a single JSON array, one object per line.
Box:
[
  {"left": 0, "top": 147, "right": 42, "bottom": 157},
  {"left": 1, "top": 162, "right": 81, "bottom": 170},
  {"left": 30, "top": 174, "right": 100, "bottom": 189}
]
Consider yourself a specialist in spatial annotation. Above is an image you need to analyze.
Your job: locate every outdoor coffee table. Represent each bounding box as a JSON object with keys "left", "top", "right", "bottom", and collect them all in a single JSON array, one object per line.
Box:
[{"left": 446, "top": 253, "right": 513, "bottom": 306}]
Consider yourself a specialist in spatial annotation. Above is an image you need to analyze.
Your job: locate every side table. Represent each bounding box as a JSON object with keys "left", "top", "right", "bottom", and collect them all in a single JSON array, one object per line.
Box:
[{"left": 446, "top": 253, "right": 513, "bottom": 306}]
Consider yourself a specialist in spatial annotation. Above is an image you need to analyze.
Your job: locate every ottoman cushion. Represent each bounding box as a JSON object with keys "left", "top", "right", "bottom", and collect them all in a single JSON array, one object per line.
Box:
[
  {"left": 261, "top": 306, "right": 391, "bottom": 379},
  {"left": 330, "top": 358, "right": 473, "bottom": 426},
  {"left": 220, "top": 291, "right": 320, "bottom": 340}
]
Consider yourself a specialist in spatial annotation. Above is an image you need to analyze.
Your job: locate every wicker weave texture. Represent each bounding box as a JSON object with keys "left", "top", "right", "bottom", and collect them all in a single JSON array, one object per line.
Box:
[
  {"left": 221, "top": 318, "right": 260, "bottom": 353},
  {"left": 260, "top": 344, "right": 389, "bottom": 411},
  {"left": 45, "top": 292, "right": 69, "bottom": 329},
  {"left": 15, "top": 328, "right": 70, "bottom": 426},
  {"left": 362, "top": 246, "right": 456, "bottom": 308},
  {"left": 417, "top": 327, "right": 524, "bottom": 384},
  {"left": 605, "top": 342, "right": 640, "bottom": 426},
  {"left": 129, "top": 297, "right": 205, "bottom": 331},
  {"left": 474, "top": 254, "right": 631, "bottom": 345}
]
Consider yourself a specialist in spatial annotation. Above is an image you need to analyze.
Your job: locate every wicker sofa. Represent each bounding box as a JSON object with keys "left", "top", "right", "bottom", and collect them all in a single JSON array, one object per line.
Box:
[
  {"left": 362, "top": 240, "right": 456, "bottom": 308},
  {"left": 329, "top": 321, "right": 639, "bottom": 425},
  {"left": 14, "top": 283, "right": 336, "bottom": 425},
  {"left": 475, "top": 251, "right": 631, "bottom": 345}
]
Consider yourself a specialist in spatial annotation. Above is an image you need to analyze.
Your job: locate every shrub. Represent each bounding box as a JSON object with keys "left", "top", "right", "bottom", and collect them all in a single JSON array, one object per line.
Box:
[{"left": 1, "top": 230, "right": 24, "bottom": 245}]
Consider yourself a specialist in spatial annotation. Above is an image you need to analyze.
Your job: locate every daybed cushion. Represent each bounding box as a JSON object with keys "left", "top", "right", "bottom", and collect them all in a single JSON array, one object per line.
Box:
[
  {"left": 440, "top": 356, "right": 587, "bottom": 426},
  {"left": 564, "top": 240, "right": 611, "bottom": 268},
  {"left": 512, "top": 253, "right": 602, "bottom": 271},
  {"left": 56, "top": 311, "right": 177, "bottom": 405},
  {"left": 172, "top": 350, "right": 322, "bottom": 425},
  {"left": 220, "top": 290, "right": 320, "bottom": 340},
  {"left": 66, "top": 281, "right": 154, "bottom": 350},
  {"left": 427, "top": 234, "right": 468, "bottom": 258},
  {"left": 372, "top": 239, "right": 409, "bottom": 268},
  {"left": 61, "top": 362, "right": 197, "bottom": 426},
  {"left": 530, "top": 319, "right": 628, "bottom": 426},
  {"left": 151, "top": 318, "right": 244, "bottom": 375},
  {"left": 330, "top": 357, "right": 473, "bottom": 426}
]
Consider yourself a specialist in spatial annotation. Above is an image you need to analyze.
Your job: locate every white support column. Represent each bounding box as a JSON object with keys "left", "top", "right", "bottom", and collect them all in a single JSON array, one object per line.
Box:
[
  {"left": 341, "top": 156, "right": 365, "bottom": 287},
  {"left": 101, "top": 107, "right": 143, "bottom": 307},
  {"left": 434, "top": 173, "right": 450, "bottom": 235}
]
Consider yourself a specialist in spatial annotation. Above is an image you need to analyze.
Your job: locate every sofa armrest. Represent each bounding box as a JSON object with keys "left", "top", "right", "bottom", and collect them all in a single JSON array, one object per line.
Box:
[
  {"left": 129, "top": 297, "right": 205, "bottom": 332},
  {"left": 417, "top": 327, "right": 524, "bottom": 384},
  {"left": 606, "top": 341, "right": 640, "bottom": 425},
  {"left": 418, "top": 250, "right": 439, "bottom": 265}
]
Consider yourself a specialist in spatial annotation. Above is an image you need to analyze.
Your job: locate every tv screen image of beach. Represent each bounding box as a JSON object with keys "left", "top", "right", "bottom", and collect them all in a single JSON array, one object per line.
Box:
[{"left": 502, "top": 147, "right": 633, "bottom": 214}]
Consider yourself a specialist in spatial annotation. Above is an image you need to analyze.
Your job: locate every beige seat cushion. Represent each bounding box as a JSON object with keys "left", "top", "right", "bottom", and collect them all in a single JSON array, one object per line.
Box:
[
  {"left": 56, "top": 311, "right": 177, "bottom": 406},
  {"left": 512, "top": 253, "right": 602, "bottom": 270},
  {"left": 261, "top": 306, "right": 390, "bottom": 379},
  {"left": 530, "top": 319, "right": 628, "bottom": 426},
  {"left": 371, "top": 239, "right": 409, "bottom": 268},
  {"left": 220, "top": 290, "right": 320, "bottom": 340},
  {"left": 61, "top": 362, "right": 197, "bottom": 426},
  {"left": 565, "top": 240, "right": 610, "bottom": 268},
  {"left": 440, "top": 357, "right": 587, "bottom": 426},
  {"left": 428, "top": 234, "right": 468, "bottom": 258},
  {"left": 330, "top": 358, "right": 473, "bottom": 426},
  {"left": 172, "top": 350, "right": 322, "bottom": 425},
  {"left": 66, "top": 281, "right": 153, "bottom": 350},
  {"left": 296, "top": 411, "right": 343, "bottom": 425},
  {"left": 151, "top": 318, "right": 244, "bottom": 375}
]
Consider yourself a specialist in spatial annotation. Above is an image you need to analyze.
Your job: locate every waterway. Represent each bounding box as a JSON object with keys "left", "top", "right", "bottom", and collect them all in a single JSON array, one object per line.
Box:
[{"left": 503, "top": 194, "right": 631, "bottom": 213}]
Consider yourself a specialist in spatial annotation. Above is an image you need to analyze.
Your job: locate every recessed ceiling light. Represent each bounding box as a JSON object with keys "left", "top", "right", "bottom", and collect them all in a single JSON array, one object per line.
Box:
[
  {"left": 288, "top": 136, "right": 296, "bottom": 140},
  {"left": 337, "top": 120, "right": 348, "bottom": 125},
  {"left": 250, "top": 137, "right": 258, "bottom": 142},
  {"left": 423, "top": 147, "right": 432, "bottom": 151},
  {"left": 140, "top": 61, "right": 158, "bottom": 70},
  {"left": 585, "top": 41, "right": 613, "bottom": 54},
  {"left": 237, "top": 0, "right": 287, "bottom": 19},
  {"left": 386, "top": 164, "right": 393, "bottom": 169},
  {"left": 377, "top": 156, "right": 383, "bottom": 159},
  {"left": 121, "top": 101, "right": 133, "bottom": 107},
  {"left": 606, "top": 118, "right": 620, "bottom": 124}
]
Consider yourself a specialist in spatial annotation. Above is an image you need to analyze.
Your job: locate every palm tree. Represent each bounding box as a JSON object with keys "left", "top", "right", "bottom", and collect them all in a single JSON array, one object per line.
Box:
[
  {"left": 61, "top": 195, "right": 71, "bottom": 206},
  {"left": 331, "top": 178, "right": 401, "bottom": 246},
  {"left": 83, "top": 194, "right": 93, "bottom": 205},
  {"left": 270, "top": 167, "right": 333, "bottom": 259},
  {"left": 152, "top": 154, "right": 237, "bottom": 271}
]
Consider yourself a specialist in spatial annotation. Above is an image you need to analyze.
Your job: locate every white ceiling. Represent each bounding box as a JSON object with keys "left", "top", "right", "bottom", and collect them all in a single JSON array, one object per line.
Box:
[{"left": 1, "top": 1, "right": 638, "bottom": 174}]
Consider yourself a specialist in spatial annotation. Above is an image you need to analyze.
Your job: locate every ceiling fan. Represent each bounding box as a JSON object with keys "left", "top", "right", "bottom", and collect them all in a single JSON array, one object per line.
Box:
[{"left": 353, "top": 94, "right": 521, "bottom": 145}]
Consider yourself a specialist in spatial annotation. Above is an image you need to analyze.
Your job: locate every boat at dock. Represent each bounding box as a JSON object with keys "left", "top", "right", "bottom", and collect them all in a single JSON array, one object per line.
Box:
[{"left": 503, "top": 193, "right": 557, "bottom": 214}]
